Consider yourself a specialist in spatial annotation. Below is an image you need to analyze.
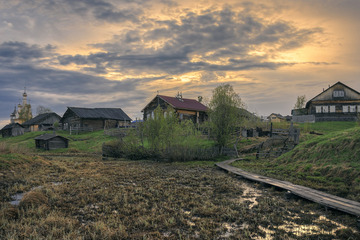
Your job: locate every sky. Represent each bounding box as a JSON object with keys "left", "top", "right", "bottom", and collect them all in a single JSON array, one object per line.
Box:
[{"left": 1, "top": 0, "right": 360, "bottom": 128}]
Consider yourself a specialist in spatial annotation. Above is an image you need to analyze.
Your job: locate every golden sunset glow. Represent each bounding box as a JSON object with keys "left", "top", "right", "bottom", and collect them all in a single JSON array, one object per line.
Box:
[{"left": 0, "top": 0, "right": 360, "bottom": 127}]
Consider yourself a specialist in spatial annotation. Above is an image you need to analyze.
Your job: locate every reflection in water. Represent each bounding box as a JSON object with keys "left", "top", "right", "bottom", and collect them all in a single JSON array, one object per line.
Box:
[
  {"left": 10, "top": 192, "right": 25, "bottom": 206},
  {"left": 232, "top": 183, "right": 359, "bottom": 239},
  {"left": 237, "top": 182, "right": 261, "bottom": 209}
]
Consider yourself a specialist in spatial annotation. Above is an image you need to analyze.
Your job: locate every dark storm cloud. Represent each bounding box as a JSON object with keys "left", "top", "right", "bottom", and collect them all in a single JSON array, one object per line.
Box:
[
  {"left": 0, "top": 66, "right": 135, "bottom": 95},
  {"left": 0, "top": 39, "right": 157, "bottom": 122},
  {"left": 59, "top": 6, "right": 325, "bottom": 75},
  {"left": 43, "top": 0, "right": 144, "bottom": 23},
  {"left": 0, "top": 64, "right": 153, "bottom": 122},
  {"left": 0, "top": 42, "right": 55, "bottom": 62}
]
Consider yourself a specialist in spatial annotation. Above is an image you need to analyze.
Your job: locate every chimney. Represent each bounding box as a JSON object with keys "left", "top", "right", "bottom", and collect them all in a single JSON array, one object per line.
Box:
[{"left": 176, "top": 92, "right": 183, "bottom": 102}]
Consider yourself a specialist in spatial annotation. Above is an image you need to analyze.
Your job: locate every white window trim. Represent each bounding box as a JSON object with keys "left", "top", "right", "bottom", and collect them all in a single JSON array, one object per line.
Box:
[
  {"left": 330, "top": 105, "right": 335, "bottom": 113},
  {"left": 350, "top": 105, "right": 356, "bottom": 113},
  {"left": 316, "top": 106, "right": 322, "bottom": 113}
]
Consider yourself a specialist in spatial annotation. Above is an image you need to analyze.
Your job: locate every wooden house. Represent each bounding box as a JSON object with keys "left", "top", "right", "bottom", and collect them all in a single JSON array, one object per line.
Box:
[
  {"left": 22, "top": 112, "right": 61, "bottom": 132},
  {"left": 60, "top": 107, "right": 132, "bottom": 131},
  {"left": 142, "top": 94, "right": 208, "bottom": 123},
  {"left": 268, "top": 113, "right": 286, "bottom": 123},
  {"left": 292, "top": 82, "right": 360, "bottom": 122},
  {"left": 34, "top": 134, "right": 69, "bottom": 150},
  {"left": 1, "top": 123, "right": 24, "bottom": 138}
]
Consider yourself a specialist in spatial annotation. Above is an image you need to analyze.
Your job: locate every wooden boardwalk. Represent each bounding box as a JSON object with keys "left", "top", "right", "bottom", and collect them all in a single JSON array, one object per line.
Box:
[{"left": 216, "top": 159, "right": 360, "bottom": 217}]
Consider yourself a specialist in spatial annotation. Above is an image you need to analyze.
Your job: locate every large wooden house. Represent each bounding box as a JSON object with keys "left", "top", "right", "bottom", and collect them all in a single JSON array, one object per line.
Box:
[
  {"left": 60, "top": 107, "right": 132, "bottom": 131},
  {"left": 142, "top": 94, "right": 208, "bottom": 123},
  {"left": 292, "top": 82, "right": 360, "bottom": 122},
  {"left": 22, "top": 112, "right": 61, "bottom": 132}
]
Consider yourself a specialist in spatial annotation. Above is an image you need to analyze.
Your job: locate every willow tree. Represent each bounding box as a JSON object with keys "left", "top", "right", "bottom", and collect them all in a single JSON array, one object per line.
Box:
[
  {"left": 209, "top": 84, "right": 244, "bottom": 151},
  {"left": 143, "top": 106, "right": 179, "bottom": 151}
]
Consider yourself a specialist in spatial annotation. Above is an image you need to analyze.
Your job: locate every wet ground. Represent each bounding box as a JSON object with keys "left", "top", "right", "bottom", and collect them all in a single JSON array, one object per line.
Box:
[{"left": 1, "top": 156, "right": 359, "bottom": 239}]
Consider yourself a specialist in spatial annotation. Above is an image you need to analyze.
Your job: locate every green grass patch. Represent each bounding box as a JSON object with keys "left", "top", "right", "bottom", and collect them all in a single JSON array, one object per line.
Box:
[
  {"left": 0, "top": 130, "right": 117, "bottom": 154},
  {"left": 233, "top": 125, "right": 360, "bottom": 201}
]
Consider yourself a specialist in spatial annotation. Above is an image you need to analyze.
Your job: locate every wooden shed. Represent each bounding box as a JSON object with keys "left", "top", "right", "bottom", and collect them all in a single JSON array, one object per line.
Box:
[
  {"left": 34, "top": 134, "right": 69, "bottom": 150},
  {"left": 1, "top": 123, "right": 25, "bottom": 138}
]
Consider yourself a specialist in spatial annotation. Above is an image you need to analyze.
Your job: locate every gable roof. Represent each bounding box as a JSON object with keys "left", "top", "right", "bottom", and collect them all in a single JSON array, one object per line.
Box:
[
  {"left": 143, "top": 95, "right": 208, "bottom": 112},
  {"left": 306, "top": 81, "right": 360, "bottom": 108},
  {"left": 268, "top": 113, "right": 284, "bottom": 119},
  {"left": 65, "top": 107, "right": 132, "bottom": 121},
  {"left": 34, "top": 134, "right": 68, "bottom": 141},
  {"left": 22, "top": 112, "right": 61, "bottom": 126},
  {"left": 1, "top": 123, "right": 24, "bottom": 131}
]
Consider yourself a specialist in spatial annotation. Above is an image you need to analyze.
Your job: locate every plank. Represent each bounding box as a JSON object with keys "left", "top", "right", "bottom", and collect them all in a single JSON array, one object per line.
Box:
[{"left": 216, "top": 159, "right": 360, "bottom": 217}]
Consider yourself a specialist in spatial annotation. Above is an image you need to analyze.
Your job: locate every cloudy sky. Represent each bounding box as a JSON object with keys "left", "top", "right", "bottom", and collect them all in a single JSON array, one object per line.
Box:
[{"left": 1, "top": 0, "right": 360, "bottom": 127}]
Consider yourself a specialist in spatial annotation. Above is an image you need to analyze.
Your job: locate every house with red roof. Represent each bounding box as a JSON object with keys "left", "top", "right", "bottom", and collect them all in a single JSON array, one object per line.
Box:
[{"left": 142, "top": 93, "right": 208, "bottom": 124}]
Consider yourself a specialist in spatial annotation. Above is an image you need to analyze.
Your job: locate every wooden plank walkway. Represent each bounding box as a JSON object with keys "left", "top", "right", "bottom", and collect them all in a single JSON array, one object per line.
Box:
[{"left": 216, "top": 159, "right": 360, "bottom": 217}]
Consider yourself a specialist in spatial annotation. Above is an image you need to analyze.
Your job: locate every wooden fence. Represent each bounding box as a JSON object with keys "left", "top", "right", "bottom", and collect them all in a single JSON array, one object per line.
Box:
[{"left": 69, "top": 126, "right": 93, "bottom": 135}]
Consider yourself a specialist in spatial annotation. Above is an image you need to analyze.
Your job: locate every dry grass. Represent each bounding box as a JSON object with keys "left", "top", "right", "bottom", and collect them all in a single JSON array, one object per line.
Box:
[
  {"left": 0, "top": 155, "right": 359, "bottom": 239},
  {"left": 19, "top": 191, "right": 48, "bottom": 209}
]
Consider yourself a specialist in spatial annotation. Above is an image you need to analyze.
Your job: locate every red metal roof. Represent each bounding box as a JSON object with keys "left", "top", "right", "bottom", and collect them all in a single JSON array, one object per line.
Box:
[{"left": 158, "top": 95, "right": 208, "bottom": 112}]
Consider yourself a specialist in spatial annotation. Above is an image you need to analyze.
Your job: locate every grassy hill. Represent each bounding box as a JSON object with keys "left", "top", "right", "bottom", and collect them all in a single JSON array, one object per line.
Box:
[
  {"left": 233, "top": 122, "right": 360, "bottom": 201},
  {"left": 0, "top": 130, "right": 116, "bottom": 171}
]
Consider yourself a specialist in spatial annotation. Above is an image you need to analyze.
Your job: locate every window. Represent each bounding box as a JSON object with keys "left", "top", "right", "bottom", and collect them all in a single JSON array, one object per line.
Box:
[
  {"left": 316, "top": 106, "right": 322, "bottom": 113},
  {"left": 343, "top": 105, "right": 349, "bottom": 113},
  {"left": 330, "top": 106, "right": 335, "bottom": 113},
  {"left": 322, "top": 106, "right": 329, "bottom": 113},
  {"left": 358, "top": 106, "right": 360, "bottom": 113},
  {"left": 333, "top": 90, "right": 345, "bottom": 98},
  {"left": 350, "top": 105, "right": 356, "bottom": 113}
]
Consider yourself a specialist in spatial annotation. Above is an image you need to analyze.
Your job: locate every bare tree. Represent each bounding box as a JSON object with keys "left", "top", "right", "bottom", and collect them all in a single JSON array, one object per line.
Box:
[{"left": 36, "top": 105, "right": 52, "bottom": 116}]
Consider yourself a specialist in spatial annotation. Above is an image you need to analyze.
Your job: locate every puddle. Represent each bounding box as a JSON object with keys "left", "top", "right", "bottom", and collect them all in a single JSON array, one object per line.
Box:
[
  {"left": 258, "top": 226, "right": 276, "bottom": 240},
  {"left": 10, "top": 186, "right": 43, "bottom": 206},
  {"left": 10, "top": 193, "right": 25, "bottom": 206},
  {"left": 10, "top": 182, "right": 62, "bottom": 206},
  {"left": 221, "top": 222, "right": 249, "bottom": 238},
  {"left": 237, "top": 182, "right": 261, "bottom": 209},
  {"left": 229, "top": 182, "right": 358, "bottom": 239},
  {"left": 51, "top": 182, "right": 63, "bottom": 186},
  {"left": 277, "top": 214, "right": 358, "bottom": 237}
]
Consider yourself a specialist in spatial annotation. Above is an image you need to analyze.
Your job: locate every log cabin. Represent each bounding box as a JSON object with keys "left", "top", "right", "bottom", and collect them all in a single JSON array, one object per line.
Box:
[
  {"left": 34, "top": 134, "right": 69, "bottom": 150},
  {"left": 142, "top": 94, "right": 208, "bottom": 124},
  {"left": 22, "top": 112, "right": 61, "bottom": 132},
  {"left": 60, "top": 107, "right": 132, "bottom": 131},
  {"left": 1, "top": 123, "right": 24, "bottom": 138}
]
